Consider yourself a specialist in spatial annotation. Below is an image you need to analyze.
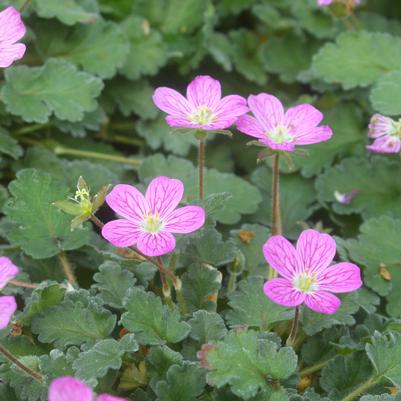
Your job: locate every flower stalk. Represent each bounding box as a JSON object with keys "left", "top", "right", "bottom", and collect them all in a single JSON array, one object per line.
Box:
[
  {"left": 0, "top": 345, "right": 43, "bottom": 383},
  {"left": 286, "top": 306, "right": 300, "bottom": 347},
  {"left": 57, "top": 251, "right": 76, "bottom": 285},
  {"left": 198, "top": 138, "right": 205, "bottom": 199}
]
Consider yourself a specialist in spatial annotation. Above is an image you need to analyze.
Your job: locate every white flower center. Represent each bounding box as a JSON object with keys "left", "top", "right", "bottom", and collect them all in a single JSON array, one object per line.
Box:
[
  {"left": 189, "top": 106, "right": 217, "bottom": 125},
  {"left": 293, "top": 271, "right": 318, "bottom": 293},
  {"left": 142, "top": 211, "right": 164, "bottom": 233},
  {"left": 267, "top": 124, "right": 294, "bottom": 144}
]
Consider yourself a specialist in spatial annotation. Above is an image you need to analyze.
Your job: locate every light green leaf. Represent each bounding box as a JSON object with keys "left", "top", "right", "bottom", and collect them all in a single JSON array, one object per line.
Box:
[
  {"left": 31, "top": 297, "right": 116, "bottom": 348},
  {"left": 72, "top": 335, "right": 139, "bottom": 386},
  {"left": 37, "top": 20, "right": 129, "bottom": 79},
  {"left": 316, "top": 157, "right": 401, "bottom": 220},
  {"left": 312, "top": 32, "right": 401, "bottom": 89},
  {"left": 3, "top": 60, "right": 103, "bottom": 123},
  {"left": 33, "top": 0, "right": 99, "bottom": 25},
  {"left": 226, "top": 277, "right": 293, "bottom": 330},
  {"left": 4, "top": 169, "right": 90, "bottom": 259},
  {"left": 139, "top": 154, "right": 262, "bottom": 224},
  {"left": 188, "top": 311, "right": 227, "bottom": 344},
  {"left": 366, "top": 331, "right": 401, "bottom": 387},
  {"left": 0, "top": 127, "right": 22, "bottom": 159},
  {"left": 156, "top": 362, "right": 206, "bottom": 401},
  {"left": 121, "top": 287, "right": 190, "bottom": 345},
  {"left": 93, "top": 262, "right": 136, "bottom": 309},
  {"left": 370, "top": 70, "right": 401, "bottom": 116},
  {"left": 207, "top": 330, "right": 297, "bottom": 399}
]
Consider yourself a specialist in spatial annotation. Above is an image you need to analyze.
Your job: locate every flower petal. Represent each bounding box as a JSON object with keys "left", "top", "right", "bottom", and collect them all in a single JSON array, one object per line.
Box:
[
  {"left": 101, "top": 220, "right": 141, "bottom": 248},
  {"left": 136, "top": 231, "right": 176, "bottom": 257},
  {"left": 248, "top": 93, "right": 284, "bottom": 132},
  {"left": 317, "top": 262, "right": 362, "bottom": 293},
  {"left": 0, "top": 256, "right": 19, "bottom": 290},
  {"left": 215, "top": 94, "right": 249, "bottom": 120},
  {"left": 97, "top": 395, "right": 129, "bottom": 401},
  {"left": 48, "top": 377, "right": 93, "bottom": 401},
  {"left": 304, "top": 291, "right": 341, "bottom": 314},
  {"left": 293, "top": 126, "right": 333, "bottom": 146},
  {"left": 164, "top": 206, "right": 205, "bottom": 233},
  {"left": 186, "top": 75, "right": 221, "bottom": 109},
  {"left": 367, "top": 136, "right": 401, "bottom": 154},
  {"left": 0, "top": 42, "right": 26, "bottom": 68},
  {"left": 263, "top": 235, "right": 302, "bottom": 280},
  {"left": 263, "top": 278, "right": 305, "bottom": 307},
  {"left": 285, "top": 104, "right": 323, "bottom": 130},
  {"left": 296, "top": 229, "right": 336, "bottom": 273},
  {"left": 264, "top": 137, "right": 296, "bottom": 152},
  {"left": 145, "top": 176, "right": 184, "bottom": 219},
  {"left": 105, "top": 184, "right": 147, "bottom": 223},
  {"left": 236, "top": 114, "right": 265, "bottom": 139},
  {"left": 0, "top": 296, "right": 16, "bottom": 330},
  {"left": 0, "top": 7, "right": 26, "bottom": 44},
  {"left": 153, "top": 87, "right": 193, "bottom": 117}
]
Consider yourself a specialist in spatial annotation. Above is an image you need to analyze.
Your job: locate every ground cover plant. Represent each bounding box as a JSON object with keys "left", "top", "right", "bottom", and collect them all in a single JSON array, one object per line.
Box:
[{"left": 1, "top": 0, "right": 401, "bottom": 400}]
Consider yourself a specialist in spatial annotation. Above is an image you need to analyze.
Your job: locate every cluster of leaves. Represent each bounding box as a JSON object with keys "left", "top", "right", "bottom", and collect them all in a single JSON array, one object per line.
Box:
[{"left": 1, "top": 0, "right": 401, "bottom": 400}]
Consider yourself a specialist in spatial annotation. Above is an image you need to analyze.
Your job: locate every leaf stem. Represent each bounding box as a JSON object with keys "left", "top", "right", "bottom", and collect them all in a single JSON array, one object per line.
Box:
[
  {"left": 0, "top": 345, "right": 43, "bottom": 383},
  {"left": 173, "top": 277, "right": 188, "bottom": 317},
  {"left": 12, "top": 123, "right": 52, "bottom": 136},
  {"left": 57, "top": 251, "right": 76, "bottom": 285},
  {"left": 339, "top": 375, "right": 380, "bottom": 401},
  {"left": 269, "top": 153, "right": 282, "bottom": 279},
  {"left": 54, "top": 146, "right": 142, "bottom": 166},
  {"left": 8, "top": 280, "right": 38, "bottom": 289},
  {"left": 286, "top": 306, "right": 300, "bottom": 347},
  {"left": 300, "top": 357, "right": 333, "bottom": 377},
  {"left": 198, "top": 138, "right": 205, "bottom": 199}
]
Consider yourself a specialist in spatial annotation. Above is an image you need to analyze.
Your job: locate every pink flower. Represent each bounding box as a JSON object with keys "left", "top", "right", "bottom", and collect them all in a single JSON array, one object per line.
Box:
[
  {"left": 318, "top": 0, "right": 361, "bottom": 5},
  {"left": 236, "top": 94, "right": 332, "bottom": 152},
  {"left": 0, "top": 6, "right": 26, "bottom": 68},
  {"left": 0, "top": 257, "right": 19, "bottom": 330},
  {"left": 318, "top": 0, "right": 333, "bottom": 4},
  {"left": 102, "top": 176, "right": 205, "bottom": 257},
  {"left": 49, "top": 376, "right": 129, "bottom": 401},
  {"left": 366, "top": 114, "right": 401, "bottom": 154},
  {"left": 334, "top": 189, "right": 359, "bottom": 205},
  {"left": 263, "top": 229, "right": 362, "bottom": 314},
  {"left": 152, "top": 75, "right": 248, "bottom": 131}
]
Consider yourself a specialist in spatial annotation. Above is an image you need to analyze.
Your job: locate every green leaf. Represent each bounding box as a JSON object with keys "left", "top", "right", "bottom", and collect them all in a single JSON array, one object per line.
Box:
[
  {"left": 320, "top": 353, "right": 375, "bottom": 400},
  {"left": 312, "top": 32, "right": 401, "bottom": 89},
  {"left": 120, "top": 16, "right": 168, "bottom": 80},
  {"left": 72, "top": 335, "right": 139, "bottom": 386},
  {"left": 301, "top": 293, "right": 360, "bottom": 336},
  {"left": 316, "top": 157, "right": 401, "bottom": 220},
  {"left": 121, "top": 287, "right": 190, "bottom": 345},
  {"left": 226, "top": 277, "right": 293, "bottom": 330},
  {"left": 181, "top": 264, "right": 222, "bottom": 313},
  {"left": 3, "top": 60, "right": 103, "bottom": 123},
  {"left": 39, "top": 348, "right": 77, "bottom": 380},
  {"left": 139, "top": 154, "right": 262, "bottom": 224},
  {"left": 31, "top": 297, "right": 116, "bottom": 348},
  {"left": 251, "top": 165, "right": 316, "bottom": 238},
  {"left": 36, "top": 20, "right": 129, "bottom": 79},
  {"left": 0, "top": 127, "right": 22, "bottom": 159},
  {"left": 33, "top": 0, "right": 99, "bottom": 25},
  {"left": 346, "top": 216, "right": 401, "bottom": 303},
  {"left": 370, "top": 70, "right": 401, "bottom": 116},
  {"left": 4, "top": 169, "right": 90, "bottom": 259},
  {"left": 366, "top": 331, "right": 401, "bottom": 387},
  {"left": 93, "top": 261, "right": 136, "bottom": 309},
  {"left": 188, "top": 311, "right": 227, "bottom": 344},
  {"left": 155, "top": 362, "right": 206, "bottom": 401},
  {"left": 207, "top": 330, "right": 297, "bottom": 399}
]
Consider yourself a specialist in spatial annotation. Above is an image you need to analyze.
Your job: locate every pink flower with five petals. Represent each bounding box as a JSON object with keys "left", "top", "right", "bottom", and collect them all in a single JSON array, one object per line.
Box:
[
  {"left": 152, "top": 75, "right": 248, "bottom": 130},
  {"left": 101, "top": 176, "right": 205, "bottom": 257},
  {"left": 366, "top": 114, "right": 401, "bottom": 154},
  {"left": 0, "top": 256, "right": 19, "bottom": 330},
  {"left": 236, "top": 93, "right": 332, "bottom": 152},
  {"left": 49, "top": 376, "right": 129, "bottom": 401},
  {"left": 0, "top": 6, "right": 26, "bottom": 68},
  {"left": 263, "top": 229, "right": 362, "bottom": 315}
]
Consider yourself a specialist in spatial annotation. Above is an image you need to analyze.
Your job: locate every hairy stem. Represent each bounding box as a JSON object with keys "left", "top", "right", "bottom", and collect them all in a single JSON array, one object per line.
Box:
[
  {"left": 198, "top": 138, "right": 205, "bottom": 199},
  {"left": 0, "top": 345, "right": 43, "bottom": 383},
  {"left": 340, "top": 375, "right": 380, "bottom": 401},
  {"left": 286, "top": 306, "right": 300, "bottom": 347},
  {"left": 300, "top": 357, "right": 333, "bottom": 377},
  {"left": 57, "top": 252, "right": 76, "bottom": 285},
  {"left": 173, "top": 278, "right": 188, "bottom": 317},
  {"left": 268, "top": 153, "right": 282, "bottom": 279},
  {"left": 54, "top": 146, "right": 142, "bottom": 166},
  {"left": 9, "top": 280, "right": 38, "bottom": 289}
]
